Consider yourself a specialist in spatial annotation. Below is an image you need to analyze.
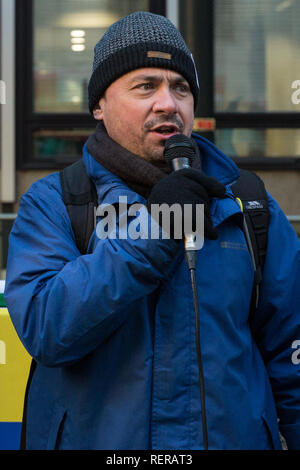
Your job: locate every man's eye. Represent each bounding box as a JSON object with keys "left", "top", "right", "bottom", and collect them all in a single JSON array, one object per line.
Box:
[
  {"left": 138, "top": 83, "right": 153, "bottom": 90},
  {"left": 175, "top": 84, "right": 189, "bottom": 93}
]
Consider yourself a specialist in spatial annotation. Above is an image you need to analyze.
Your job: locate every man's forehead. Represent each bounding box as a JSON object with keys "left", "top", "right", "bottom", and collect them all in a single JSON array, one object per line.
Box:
[{"left": 125, "top": 68, "right": 188, "bottom": 83}]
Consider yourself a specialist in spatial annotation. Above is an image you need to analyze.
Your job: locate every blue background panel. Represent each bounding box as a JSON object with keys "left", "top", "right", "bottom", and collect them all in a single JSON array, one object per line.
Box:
[{"left": 0, "top": 422, "right": 21, "bottom": 450}]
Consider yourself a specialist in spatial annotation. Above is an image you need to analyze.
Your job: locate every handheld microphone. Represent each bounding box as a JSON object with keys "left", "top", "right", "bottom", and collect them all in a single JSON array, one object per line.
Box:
[{"left": 164, "top": 134, "right": 199, "bottom": 259}]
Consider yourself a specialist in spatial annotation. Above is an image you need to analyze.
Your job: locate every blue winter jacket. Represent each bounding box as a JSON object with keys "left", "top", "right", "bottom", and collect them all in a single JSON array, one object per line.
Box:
[{"left": 4, "top": 133, "right": 300, "bottom": 450}]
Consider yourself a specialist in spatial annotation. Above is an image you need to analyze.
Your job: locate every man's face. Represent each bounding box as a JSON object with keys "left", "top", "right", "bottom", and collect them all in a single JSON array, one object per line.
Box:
[{"left": 93, "top": 68, "right": 194, "bottom": 163}]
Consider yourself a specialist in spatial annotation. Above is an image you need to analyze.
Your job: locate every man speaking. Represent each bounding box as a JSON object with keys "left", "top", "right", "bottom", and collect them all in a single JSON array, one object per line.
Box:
[{"left": 5, "top": 12, "right": 300, "bottom": 450}]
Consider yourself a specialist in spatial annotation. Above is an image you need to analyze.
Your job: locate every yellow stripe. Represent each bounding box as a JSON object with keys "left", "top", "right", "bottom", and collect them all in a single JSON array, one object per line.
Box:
[
  {"left": 0, "top": 308, "right": 31, "bottom": 422},
  {"left": 236, "top": 197, "right": 244, "bottom": 212}
]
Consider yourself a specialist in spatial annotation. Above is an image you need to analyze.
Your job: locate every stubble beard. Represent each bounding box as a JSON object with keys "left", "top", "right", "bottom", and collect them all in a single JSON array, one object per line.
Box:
[{"left": 143, "top": 139, "right": 166, "bottom": 163}]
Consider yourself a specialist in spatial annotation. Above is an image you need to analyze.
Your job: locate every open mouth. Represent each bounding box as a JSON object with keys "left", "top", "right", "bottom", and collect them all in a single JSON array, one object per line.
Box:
[{"left": 151, "top": 124, "right": 179, "bottom": 135}]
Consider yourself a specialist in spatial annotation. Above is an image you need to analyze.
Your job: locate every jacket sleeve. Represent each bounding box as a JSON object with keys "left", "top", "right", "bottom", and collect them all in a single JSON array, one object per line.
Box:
[
  {"left": 4, "top": 175, "right": 181, "bottom": 368},
  {"left": 251, "top": 193, "right": 300, "bottom": 450}
]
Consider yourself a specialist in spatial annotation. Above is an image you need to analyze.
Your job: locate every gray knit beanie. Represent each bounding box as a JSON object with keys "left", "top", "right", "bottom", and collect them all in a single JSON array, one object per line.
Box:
[{"left": 88, "top": 11, "right": 199, "bottom": 113}]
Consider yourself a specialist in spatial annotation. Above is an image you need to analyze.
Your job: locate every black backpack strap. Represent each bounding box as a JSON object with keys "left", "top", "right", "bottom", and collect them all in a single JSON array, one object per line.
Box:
[
  {"left": 231, "top": 169, "right": 270, "bottom": 316},
  {"left": 59, "top": 160, "right": 98, "bottom": 254}
]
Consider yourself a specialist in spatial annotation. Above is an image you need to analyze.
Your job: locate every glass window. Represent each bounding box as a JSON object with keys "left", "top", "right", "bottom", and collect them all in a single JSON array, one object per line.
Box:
[
  {"left": 214, "top": 0, "right": 300, "bottom": 112},
  {"left": 211, "top": 0, "right": 300, "bottom": 161},
  {"left": 33, "top": 129, "right": 95, "bottom": 160},
  {"left": 33, "top": 0, "right": 149, "bottom": 113},
  {"left": 216, "top": 128, "right": 300, "bottom": 158}
]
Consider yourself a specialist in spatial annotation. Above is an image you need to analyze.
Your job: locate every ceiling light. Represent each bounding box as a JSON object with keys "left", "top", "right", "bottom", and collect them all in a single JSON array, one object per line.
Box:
[
  {"left": 71, "top": 44, "right": 86, "bottom": 52},
  {"left": 71, "top": 37, "right": 85, "bottom": 44},
  {"left": 70, "top": 30, "right": 85, "bottom": 38}
]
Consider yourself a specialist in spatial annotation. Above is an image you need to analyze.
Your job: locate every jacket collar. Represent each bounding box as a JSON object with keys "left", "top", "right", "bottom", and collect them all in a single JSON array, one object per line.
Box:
[
  {"left": 191, "top": 133, "right": 240, "bottom": 186},
  {"left": 83, "top": 144, "right": 145, "bottom": 206},
  {"left": 83, "top": 133, "right": 241, "bottom": 210}
]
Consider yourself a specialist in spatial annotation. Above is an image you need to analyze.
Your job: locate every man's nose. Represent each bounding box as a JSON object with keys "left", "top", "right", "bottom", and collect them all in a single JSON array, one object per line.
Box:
[{"left": 152, "top": 86, "right": 178, "bottom": 114}]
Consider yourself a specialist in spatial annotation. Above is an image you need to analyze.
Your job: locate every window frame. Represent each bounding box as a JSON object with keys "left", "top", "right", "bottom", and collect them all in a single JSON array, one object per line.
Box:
[{"left": 15, "top": 0, "right": 166, "bottom": 170}]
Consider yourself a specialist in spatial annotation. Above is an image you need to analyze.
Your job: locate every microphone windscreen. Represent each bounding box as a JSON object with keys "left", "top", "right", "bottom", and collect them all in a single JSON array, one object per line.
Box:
[{"left": 164, "top": 134, "right": 196, "bottom": 167}]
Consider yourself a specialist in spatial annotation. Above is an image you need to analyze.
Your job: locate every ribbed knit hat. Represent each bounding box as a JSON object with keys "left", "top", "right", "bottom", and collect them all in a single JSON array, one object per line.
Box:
[{"left": 88, "top": 11, "right": 199, "bottom": 113}]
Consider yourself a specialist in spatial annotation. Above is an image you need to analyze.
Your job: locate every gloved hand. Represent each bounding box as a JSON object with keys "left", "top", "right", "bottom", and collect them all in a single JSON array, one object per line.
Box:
[{"left": 147, "top": 168, "right": 226, "bottom": 240}]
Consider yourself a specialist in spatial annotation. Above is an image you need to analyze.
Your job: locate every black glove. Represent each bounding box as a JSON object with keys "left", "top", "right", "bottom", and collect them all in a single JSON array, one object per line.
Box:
[{"left": 147, "top": 168, "right": 226, "bottom": 240}]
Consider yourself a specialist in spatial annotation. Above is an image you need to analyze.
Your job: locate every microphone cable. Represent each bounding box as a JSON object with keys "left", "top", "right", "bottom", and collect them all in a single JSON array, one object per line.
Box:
[{"left": 185, "top": 250, "right": 209, "bottom": 450}]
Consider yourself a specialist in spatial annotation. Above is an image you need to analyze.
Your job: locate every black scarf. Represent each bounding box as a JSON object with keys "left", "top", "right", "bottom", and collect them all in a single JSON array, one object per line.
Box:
[{"left": 86, "top": 121, "right": 200, "bottom": 199}]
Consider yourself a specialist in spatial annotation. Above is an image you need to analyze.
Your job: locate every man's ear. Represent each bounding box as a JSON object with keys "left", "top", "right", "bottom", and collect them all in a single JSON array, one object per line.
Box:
[{"left": 93, "top": 103, "right": 103, "bottom": 120}]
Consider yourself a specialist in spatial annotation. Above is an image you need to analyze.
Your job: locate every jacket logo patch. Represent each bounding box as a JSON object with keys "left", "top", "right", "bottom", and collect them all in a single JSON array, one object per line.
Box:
[
  {"left": 244, "top": 200, "right": 264, "bottom": 210},
  {"left": 147, "top": 51, "right": 172, "bottom": 60}
]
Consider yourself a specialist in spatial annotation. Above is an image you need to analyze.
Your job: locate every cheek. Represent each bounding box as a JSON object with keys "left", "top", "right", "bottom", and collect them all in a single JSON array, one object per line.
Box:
[
  {"left": 118, "top": 109, "right": 145, "bottom": 139},
  {"left": 183, "top": 106, "right": 195, "bottom": 134},
  {"left": 103, "top": 104, "right": 145, "bottom": 150},
  {"left": 111, "top": 101, "right": 139, "bottom": 126},
  {"left": 102, "top": 101, "right": 126, "bottom": 135},
  {"left": 125, "top": 106, "right": 142, "bottom": 124}
]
